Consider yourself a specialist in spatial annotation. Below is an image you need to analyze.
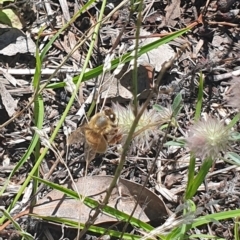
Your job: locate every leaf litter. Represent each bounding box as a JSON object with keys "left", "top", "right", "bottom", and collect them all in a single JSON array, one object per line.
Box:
[{"left": 0, "top": 0, "right": 240, "bottom": 239}]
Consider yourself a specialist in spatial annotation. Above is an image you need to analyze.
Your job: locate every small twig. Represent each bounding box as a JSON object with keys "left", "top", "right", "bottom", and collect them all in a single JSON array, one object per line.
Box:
[
  {"left": 2, "top": 68, "right": 81, "bottom": 75},
  {"left": 207, "top": 21, "right": 239, "bottom": 27},
  {"left": 122, "top": 14, "right": 203, "bottom": 40},
  {"left": 213, "top": 69, "right": 240, "bottom": 81}
]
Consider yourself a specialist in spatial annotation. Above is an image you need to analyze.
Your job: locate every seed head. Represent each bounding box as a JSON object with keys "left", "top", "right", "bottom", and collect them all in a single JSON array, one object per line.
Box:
[
  {"left": 155, "top": 105, "right": 176, "bottom": 127},
  {"left": 186, "top": 117, "right": 232, "bottom": 159},
  {"left": 112, "top": 103, "right": 164, "bottom": 151}
]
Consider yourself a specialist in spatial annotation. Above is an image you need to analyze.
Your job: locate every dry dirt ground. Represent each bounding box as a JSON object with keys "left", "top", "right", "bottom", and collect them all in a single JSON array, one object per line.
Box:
[{"left": 0, "top": 0, "right": 240, "bottom": 239}]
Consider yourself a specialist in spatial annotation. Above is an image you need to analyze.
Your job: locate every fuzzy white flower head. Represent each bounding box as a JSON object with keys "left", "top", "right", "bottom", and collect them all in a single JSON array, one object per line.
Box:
[
  {"left": 155, "top": 105, "right": 176, "bottom": 126},
  {"left": 186, "top": 117, "right": 232, "bottom": 159},
  {"left": 112, "top": 102, "right": 164, "bottom": 151}
]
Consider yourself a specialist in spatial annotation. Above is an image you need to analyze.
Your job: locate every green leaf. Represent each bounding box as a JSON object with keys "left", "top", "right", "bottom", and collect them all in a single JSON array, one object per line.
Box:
[
  {"left": 189, "top": 234, "right": 225, "bottom": 239},
  {"left": 0, "top": 9, "right": 23, "bottom": 28},
  {"left": 153, "top": 104, "right": 165, "bottom": 112},
  {"left": 172, "top": 92, "right": 183, "bottom": 117},
  {"left": 0, "top": 0, "right": 14, "bottom": 3},
  {"left": 234, "top": 217, "right": 240, "bottom": 240},
  {"left": 226, "top": 152, "right": 240, "bottom": 165},
  {"left": 185, "top": 154, "right": 196, "bottom": 200},
  {"left": 0, "top": 10, "right": 11, "bottom": 26},
  {"left": 164, "top": 140, "right": 185, "bottom": 147},
  {"left": 0, "top": 207, "right": 34, "bottom": 240},
  {"left": 230, "top": 132, "right": 240, "bottom": 141}
]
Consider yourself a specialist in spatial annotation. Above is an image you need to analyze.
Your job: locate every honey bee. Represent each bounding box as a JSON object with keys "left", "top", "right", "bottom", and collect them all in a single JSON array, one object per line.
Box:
[{"left": 68, "top": 108, "right": 122, "bottom": 154}]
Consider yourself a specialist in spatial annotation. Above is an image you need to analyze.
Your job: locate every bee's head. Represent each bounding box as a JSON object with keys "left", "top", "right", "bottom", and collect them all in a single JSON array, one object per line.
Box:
[
  {"left": 95, "top": 115, "right": 109, "bottom": 129},
  {"left": 103, "top": 108, "right": 116, "bottom": 123}
]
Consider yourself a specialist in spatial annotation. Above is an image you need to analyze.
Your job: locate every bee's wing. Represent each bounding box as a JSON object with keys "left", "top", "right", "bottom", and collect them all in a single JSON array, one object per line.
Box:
[
  {"left": 67, "top": 127, "right": 85, "bottom": 145},
  {"left": 84, "top": 146, "right": 97, "bottom": 164}
]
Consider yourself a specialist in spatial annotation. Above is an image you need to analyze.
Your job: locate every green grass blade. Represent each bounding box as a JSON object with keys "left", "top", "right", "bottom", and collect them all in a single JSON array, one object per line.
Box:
[
  {"left": 166, "top": 227, "right": 182, "bottom": 240},
  {"left": 0, "top": 208, "right": 34, "bottom": 240},
  {"left": 185, "top": 157, "right": 213, "bottom": 200},
  {"left": 0, "top": 132, "right": 40, "bottom": 197},
  {"left": 192, "top": 209, "right": 240, "bottom": 228},
  {"left": 184, "top": 154, "right": 196, "bottom": 200},
  {"left": 32, "top": 46, "right": 44, "bottom": 195},
  {"left": 46, "top": 27, "right": 190, "bottom": 89},
  {"left": 227, "top": 112, "right": 240, "bottom": 130},
  {"left": 31, "top": 215, "right": 141, "bottom": 239},
  {"left": 234, "top": 217, "right": 240, "bottom": 240},
  {"left": 194, "top": 72, "right": 204, "bottom": 121},
  {"left": 189, "top": 234, "right": 225, "bottom": 239},
  {"left": 32, "top": 94, "right": 44, "bottom": 195}
]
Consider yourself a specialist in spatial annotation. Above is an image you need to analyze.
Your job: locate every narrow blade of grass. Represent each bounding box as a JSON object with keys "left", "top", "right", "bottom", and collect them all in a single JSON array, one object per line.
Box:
[
  {"left": 0, "top": 207, "right": 34, "bottom": 240},
  {"left": 184, "top": 154, "right": 196, "bottom": 200},
  {"left": 189, "top": 234, "right": 225, "bottom": 239},
  {"left": 194, "top": 72, "right": 204, "bottom": 121},
  {"left": 185, "top": 157, "right": 213, "bottom": 200},
  {"left": 30, "top": 215, "right": 142, "bottom": 239},
  {"left": 192, "top": 209, "right": 240, "bottom": 228},
  {"left": 32, "top": 46, "right": 44, "bottom": 195},
  {"left": 46, "top": 27, "right": 190, "bottom": 89},
  {"left": 227, "top": 112, "right": 240, "bottom": 130},
  {"left": 234, "top": 217, "right": 240, "bottom": 240}
]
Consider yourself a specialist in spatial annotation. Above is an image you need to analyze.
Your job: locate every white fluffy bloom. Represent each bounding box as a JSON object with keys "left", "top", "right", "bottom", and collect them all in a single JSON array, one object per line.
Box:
[{"left": 186, "top": 117, "right": 232, "bottom": 159}]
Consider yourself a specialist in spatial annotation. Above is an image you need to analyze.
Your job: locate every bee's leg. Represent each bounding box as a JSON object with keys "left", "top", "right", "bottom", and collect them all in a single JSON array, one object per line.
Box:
[
  {"left": 84, "top": 143, "right": 96, "bottom": 173},
  {"left": 107, "top": 133, "right": 123, "bottom": 145}
]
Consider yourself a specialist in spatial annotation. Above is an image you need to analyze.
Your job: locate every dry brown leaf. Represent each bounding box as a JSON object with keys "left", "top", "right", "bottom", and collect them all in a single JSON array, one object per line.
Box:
[
  {"left": 0, "top": 82, "right": 18, "bottom": 117},
  {"left": 32, "top": 176, "right": 168, "bottom": 224},
  {"left": 0, "top": 28, "right": 35, "bottom": 56},
  {"left": 165, "top": 0, "right": 181, "bottom": 27},
  {"left": 100, "top": 73, "right": 133, "bottom": 101},
  {"left": 104, "top": 63, "right": 154, "bottom": 100},
  {"left": 139, "top": 29, "right": 175, "bottom": 72}
]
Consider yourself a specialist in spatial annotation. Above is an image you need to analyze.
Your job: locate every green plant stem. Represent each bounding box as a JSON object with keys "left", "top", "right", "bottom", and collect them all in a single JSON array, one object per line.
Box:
[
  {"left": 132, "top": 0, "right": 143, "bottom": 113},
  {"left": 32, "top": 46, "right": 43, "bottom": 199}
]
